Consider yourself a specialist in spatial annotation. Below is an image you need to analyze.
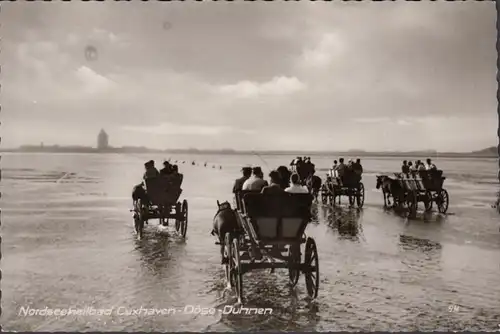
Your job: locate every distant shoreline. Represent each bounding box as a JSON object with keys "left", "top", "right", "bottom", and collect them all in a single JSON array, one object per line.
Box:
[{"left": 1, "top": 146, "right": 497, "bottom": 159}]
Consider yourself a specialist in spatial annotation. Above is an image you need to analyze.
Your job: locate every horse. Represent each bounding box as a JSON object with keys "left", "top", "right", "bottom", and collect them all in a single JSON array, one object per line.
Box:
[
  {"left": 211, "top": 200, "right": 240, "bottom": 264},
  {"left": 376, "top": 175, "right": 404, "bottom": 208},
  {"left": 306, "top": 174, "right": 322, "bottom": 201},
  {"left": 132, "top": 183, "right": 147, "bottom": 203}
]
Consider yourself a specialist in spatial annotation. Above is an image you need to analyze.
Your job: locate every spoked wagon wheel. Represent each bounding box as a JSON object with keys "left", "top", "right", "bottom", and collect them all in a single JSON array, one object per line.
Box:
[
  {"left": 134, "top": 199, "right": 145, "bottom": 239},
  {"left": 357, "top": 183, "right": 365, "bottom": 208},
  {"left": 224, "top": 233, "right": 233, "bottom": 288},
  {"left": 230, "top": 238, "right": 243, "bottom": 304},
  {"left": 436, "top": 189, "right": 449, "bottom": 214},
  {"left": 424, "top": 191, "right": 433, "bottom": 212},
  {"left": 406, "top": 192, "right": 418, "bottom": 219},
  {"left": 304, "top": 237, "right": 319, "bottom": 299},
  {"left": 287, "top": 244, "right": 301, "bottom": 287},
  {"left": 175, "top": 202, "right": 182, "bottom": 232},
  {"left": 180, "top": 200, "right": 188, "bottom": 238}
]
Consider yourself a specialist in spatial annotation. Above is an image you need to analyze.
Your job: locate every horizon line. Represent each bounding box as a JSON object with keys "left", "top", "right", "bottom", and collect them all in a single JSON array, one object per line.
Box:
[{"left": 3, "top": 144, "right": 498, "bottom": 155}]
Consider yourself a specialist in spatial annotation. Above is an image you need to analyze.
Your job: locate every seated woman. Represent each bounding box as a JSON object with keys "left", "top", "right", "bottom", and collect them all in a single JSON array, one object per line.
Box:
[
  {"left": 167, "top": 165, "right": 184, "bottom": 198},
  {"left": 276, "top": 166, "right": 291, "bottom": 189},
  {"left": 261, "top": 170, "right": 285, "bottom": 194}
]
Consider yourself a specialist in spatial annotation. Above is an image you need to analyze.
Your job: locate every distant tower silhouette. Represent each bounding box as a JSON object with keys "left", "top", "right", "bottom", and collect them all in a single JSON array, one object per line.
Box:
[{"left": 97, "top": 129, "right": 109, "bottom": 150}]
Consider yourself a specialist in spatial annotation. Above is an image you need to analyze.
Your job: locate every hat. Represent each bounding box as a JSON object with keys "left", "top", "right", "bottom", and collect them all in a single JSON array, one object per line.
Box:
[
  {"left": 145, "top": 160, "right": 154, "bottom": 166},
  {"left": 241, "top": 166, "right": 252, "bottom": 171},
  {"left": 252, "top": 166, "right": 263, "bottom": 174},
  {"left": 163, "top": 160, "right": 170, "bottom": 166}
]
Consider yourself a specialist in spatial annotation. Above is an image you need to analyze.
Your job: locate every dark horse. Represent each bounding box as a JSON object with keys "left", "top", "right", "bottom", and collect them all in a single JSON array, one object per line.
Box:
[
  {"left": 132, "top": 183, "right": 146, "bottom": 201},
  {"left": 211, "top": 200, "right": 240, "bottom": 264},
  {"left": 306, "top": 174, "right": 322, "bottom": 201},
  {"left": 376, "top": 175, "right": 404, "bottom": 208}
]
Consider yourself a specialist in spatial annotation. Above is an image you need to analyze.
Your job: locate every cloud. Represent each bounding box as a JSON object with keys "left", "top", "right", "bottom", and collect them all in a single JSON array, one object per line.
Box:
[
  {"left": 297, "top": 32, "right": 345, "bottom": 69},
  {"left": 74, "top": 66, "right": 116, "bottom": 95},
  {"left": 1, "top": 1, "right": 496, "bottom": 151},
  {"left": 217, "top": 76, "right": 306, "bottom": 98}
]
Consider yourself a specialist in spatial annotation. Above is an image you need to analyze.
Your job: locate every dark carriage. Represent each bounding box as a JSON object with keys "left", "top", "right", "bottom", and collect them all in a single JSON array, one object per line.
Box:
[
  {"left": 381, "top": 170, "right": 449, "bottom": 218},
  {"left": 226, "top": 191, "right": 319, "bottom": 303},
  {"left": 320, "top": 171, "right": 365, "bottom": 208},
  {"left": 132, "top": 176, "right": 188, "bottom": 239}
]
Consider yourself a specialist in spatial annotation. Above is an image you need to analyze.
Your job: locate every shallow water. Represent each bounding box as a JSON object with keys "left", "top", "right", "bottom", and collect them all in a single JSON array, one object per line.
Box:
[{"left": 2, "top": 153, "right": 500, "bottom": 331}]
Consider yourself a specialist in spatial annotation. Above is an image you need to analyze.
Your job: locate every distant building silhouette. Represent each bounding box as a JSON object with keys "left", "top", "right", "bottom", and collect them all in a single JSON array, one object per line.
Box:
[{"left": 97, "top": 129, "right": 109, "bottom": 150}]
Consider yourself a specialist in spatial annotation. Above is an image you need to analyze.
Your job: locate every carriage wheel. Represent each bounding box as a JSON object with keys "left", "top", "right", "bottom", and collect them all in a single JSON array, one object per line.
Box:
[
  {"left": 175, "top": 202, "right": 181, "bottom": 232},
  {"left": 180, "top": 200, "right": 188, "bottom": 238},
  {"left": 287, "top": 244, "right": 300, "bottom": 287},
  {"left": 437, "top": 189, "right": 449, "bottom": 214},
  {"left": 304, "top": 237, "right": 319, "bottom": 299},
  {"left": 357, "top": 183, "right": 365, "bottom": 208},
  {"left": 230, "top": 238, "right": 243, "bottom": 303},
  {"left": 424, "top": 191, "right": 433, "bottom": 212},
  {"left": 224, "top": 232, "right": 233, "bottom": 288},
  {"left": 407, "top": 192, "right": 418, "bottom": 219},
  {"left": 134, "top": 199, "right": 145, "bottom": 239}
]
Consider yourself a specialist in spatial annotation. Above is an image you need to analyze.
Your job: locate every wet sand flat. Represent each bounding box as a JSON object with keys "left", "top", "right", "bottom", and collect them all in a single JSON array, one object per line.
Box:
[{"left": 2, "top": 153, "right": 500, "bottom": 331}]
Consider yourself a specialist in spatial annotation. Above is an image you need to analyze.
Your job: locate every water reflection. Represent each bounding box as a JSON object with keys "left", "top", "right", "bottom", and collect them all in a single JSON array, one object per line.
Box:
[
  {"left": 323, "top": 206, "right": 364, "bottom": 241},
  {"left": 217, "top": 273, "right": 320, "bottom": 331},
  {"left": 310, "top": 203, "right": 320, "bottom": 223},
  {"left": 399, "top": 234, "right": 442, "bottom": 253},
  {"left": 397, "top": 234, "right": 443, "bottom": 288},
  {"left": 133, "top": 231, "right": 184, "bottom": 279}
]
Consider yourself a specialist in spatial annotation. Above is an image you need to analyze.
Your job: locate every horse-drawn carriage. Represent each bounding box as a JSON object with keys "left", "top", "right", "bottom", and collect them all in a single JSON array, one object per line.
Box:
[
  {"left": 320, "top": 171, "right": 365, "bottom": 208},
  {"left": 376, "top": 170, "right": 449, "bottom": 218},
  {"left": 217, "top": 191, "right": 319, "bottom": 303},
  {"left": 132, "top": 176, "right": 188, "bottom": 239}
]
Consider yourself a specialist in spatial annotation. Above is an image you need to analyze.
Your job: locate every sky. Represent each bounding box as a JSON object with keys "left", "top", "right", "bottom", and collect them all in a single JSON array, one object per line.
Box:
[{"left": 2, "top": 1, "right": 498, "bottom": 152}]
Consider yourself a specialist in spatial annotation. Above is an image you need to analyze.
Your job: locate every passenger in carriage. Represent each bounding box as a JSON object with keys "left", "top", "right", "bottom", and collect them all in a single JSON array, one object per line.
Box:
[
  {"left": 143, "top": 160, "right": 160, "bottom": 180},
  {"left": 232, "top": 166, "right": 252, "bottom": 193},
  {"left": 242, "top": 166, "right": 269, "bottom": 191},
  {"left": 261, "top": 170, "right": 285, "bottom": 194},
  {"left": 425, "top": 158, "right": 437, "bottom": 171},
  {"left": 170, "top": 164, "right": 184, "bottom": 187},
  {"left": 352, "top": 158, "right": 363, "bottom": 177},
  {"left": 160, "top": 160, "right": 173, "bottom": 175},
  {"left": 285, "top": 173, "right": 309, "bottom": 194},
  {"left": 417, "top": 161, "right": 426, "bottom": 171},
  {"left": 402, "top": 160, "right": 410, "bottom": 174},
  {"left": 332, "top": 160, "right": 338, "bottom": 170},
  {"left": 408, "top": 161, "right": 416, "bottom": 173},
  {"left": 276, "top": 166, "right": 291, "bottom": 189},
  {"left": 336, "top": 158, "right": 346, "bottom": 177}
]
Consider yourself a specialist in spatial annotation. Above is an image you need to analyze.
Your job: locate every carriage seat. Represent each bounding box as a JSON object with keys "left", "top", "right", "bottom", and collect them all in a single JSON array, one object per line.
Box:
[
  {"left": 234, "top": 190, "right": 259, "bottom": 213},
  {"left": 242, "top": 192, "right": 313, "bottom": 240},
  {"left": 145, "top": 176, "right": 182, "bottom": 206}
]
